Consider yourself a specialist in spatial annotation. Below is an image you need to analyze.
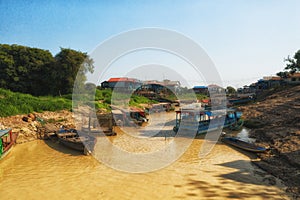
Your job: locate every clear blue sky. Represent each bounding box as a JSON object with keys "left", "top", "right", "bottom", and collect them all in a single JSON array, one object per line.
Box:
[{"left": 1, "top": 0, "right": 300, "bottom": 88}]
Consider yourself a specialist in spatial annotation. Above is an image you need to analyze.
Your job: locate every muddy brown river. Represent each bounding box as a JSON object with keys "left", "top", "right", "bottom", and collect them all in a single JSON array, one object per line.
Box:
[{"left": 0, "top": 113, "right": 290, "bottom": 199}]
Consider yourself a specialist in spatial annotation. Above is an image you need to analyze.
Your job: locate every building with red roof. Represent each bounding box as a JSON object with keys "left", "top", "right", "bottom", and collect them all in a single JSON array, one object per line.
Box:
[{"left": 101, "top": 77, "right": 142, "bottom": 90}]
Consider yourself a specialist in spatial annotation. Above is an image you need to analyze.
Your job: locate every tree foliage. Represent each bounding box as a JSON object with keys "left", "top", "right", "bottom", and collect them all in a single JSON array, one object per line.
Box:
[
  {"left": 277, "top": 49, "right": 300, "bottom": 78},
  {"left": 284, "top": 50, "right": 300, "bottom": 73},
  {"left": 226, "top": 86, "right": 236, "bottom": 94},
  {"left": 0, "top": 44, "right": 94, "bottom": 96}
]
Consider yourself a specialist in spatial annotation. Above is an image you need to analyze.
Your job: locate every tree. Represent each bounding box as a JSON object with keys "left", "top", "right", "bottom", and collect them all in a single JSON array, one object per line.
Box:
[
  {"left": 0, "top": 44, "right": 94, "bottom": 96},
  {"left": 0, "top": 44, "right": 55, "bottom": 95},
  {"left": 226, "top": 86, "right": 236, "bottom": 94},
  {"left": 284, "top": 50, "right": 300, "bottom": 74},
  {"left": 52, "top": 48, "right": 94, "bottom": 95},
  {"left": 277, "top": 50, "right": 300, "bottom": 78},
  {"left": 276, "top": 71, "right": 289, "bottom": 79}
]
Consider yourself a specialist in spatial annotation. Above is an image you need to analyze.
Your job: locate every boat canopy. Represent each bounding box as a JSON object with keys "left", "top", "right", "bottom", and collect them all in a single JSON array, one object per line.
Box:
[
  {"left": 176, "top": 108, "right": 235, "bottom": 116},
  {"left": 0, "top": 129, "right": 11, "bottom": 138}
]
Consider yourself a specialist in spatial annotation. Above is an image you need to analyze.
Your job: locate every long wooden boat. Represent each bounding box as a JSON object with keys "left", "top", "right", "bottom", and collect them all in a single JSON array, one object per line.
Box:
[
  {"left": 57, "top": 129, "right": 96, "bottom": 154},
  {"left": 228, "top": 97, "right": 254, "bottom": 105},
  {"left": 173, "top": 108, "right": 243, "bottom": 135},
  {"left": 221, "top": 137, "right": 267, "bottom": 153},
  {"left": 0, "top": 129, "right": 18, "bottom": 160}
]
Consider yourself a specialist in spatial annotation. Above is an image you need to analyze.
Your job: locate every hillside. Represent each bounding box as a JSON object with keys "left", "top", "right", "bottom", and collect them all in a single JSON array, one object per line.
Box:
[{"left": 238, "top": 85, "right": 300, "bottom": 197}]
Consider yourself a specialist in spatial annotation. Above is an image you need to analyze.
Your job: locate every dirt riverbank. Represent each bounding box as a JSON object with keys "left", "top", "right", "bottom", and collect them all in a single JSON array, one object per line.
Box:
[
  {"left": 238, "top": 85, "right": 300, "bottom": 198},
  {"left": 0, "top": 110, "right": 75, "bottom": 143}
]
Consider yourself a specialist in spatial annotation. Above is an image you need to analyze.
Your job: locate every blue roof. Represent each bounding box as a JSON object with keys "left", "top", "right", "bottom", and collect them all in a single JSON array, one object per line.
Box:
[{"left": 193, "top": 86, "right": 208, "bottom": 89}]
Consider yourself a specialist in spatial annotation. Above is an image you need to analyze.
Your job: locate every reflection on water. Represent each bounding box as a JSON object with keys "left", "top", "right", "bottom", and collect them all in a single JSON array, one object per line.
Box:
[{"left": 236, "top": 128, "right": 255, "bottom": 143}]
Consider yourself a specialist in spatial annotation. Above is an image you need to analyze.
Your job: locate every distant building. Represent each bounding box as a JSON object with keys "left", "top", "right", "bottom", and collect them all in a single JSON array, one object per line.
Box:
[
  {"left": 284, "top": 73, "right": 300, "bottom": 84},
  {"left": 263, "top": 76, "right": 283, "bottom": 88},
  {"left": 207, "top": 84, "right": 225, "bottom": 94},
  {"left": 239, "top": 76, "right": 283, "bottom": 94},
  {"left": 143, "top": 79, "right": 181, "bottom": 93},
  {"left": 193, "top": 86, "right": 208, "bottom": 95},
  {"left": 207, "top": 84, "right": 226, "bottom": 107},
  {"left": 101, "top": 77, "right": 142, "bottom": 90}
]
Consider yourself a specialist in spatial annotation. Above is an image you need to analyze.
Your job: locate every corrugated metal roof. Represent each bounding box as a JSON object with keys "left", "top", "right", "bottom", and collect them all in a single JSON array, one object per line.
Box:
[{"left": 193, "top": 86, "right": 208, "bottom": 89}]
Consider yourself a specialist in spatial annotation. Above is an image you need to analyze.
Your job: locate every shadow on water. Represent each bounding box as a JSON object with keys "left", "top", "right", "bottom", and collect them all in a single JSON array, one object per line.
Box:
[
  {"left": 43, "top": 139, "right": 83, "bottom": 156},
  {"left": 216, "top": 160, "right": 268, "bottom": 185},
  {"left": 171, "top": 160, "right": 287, "bottom": 200}
]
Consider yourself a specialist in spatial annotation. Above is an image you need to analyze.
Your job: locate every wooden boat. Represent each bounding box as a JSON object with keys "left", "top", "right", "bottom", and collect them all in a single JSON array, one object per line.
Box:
[
  {"left": 0, "top": 129, "right": 18, "bottom": 160},
  {"left": 57, "top": 129, "right": 96, "bottom": 154},
  {"left": 221, "top": 137, "right": 267, "bottom": 153},
  {"left": 111, "top": 105, "right": 149, "bottom": 126}
]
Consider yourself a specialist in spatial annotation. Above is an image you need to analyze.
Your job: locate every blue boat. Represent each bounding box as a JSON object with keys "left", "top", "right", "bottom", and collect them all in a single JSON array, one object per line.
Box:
[
  {"left": 222, "top": 137, "right": 267, "bottom": 153},
  {"left": 173, "top": 108, "right": 243, "bottom": 135}
]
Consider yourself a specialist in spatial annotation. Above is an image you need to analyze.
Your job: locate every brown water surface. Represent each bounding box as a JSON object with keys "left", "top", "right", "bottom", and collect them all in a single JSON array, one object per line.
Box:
[
  {"left": 0, "top": 112, "right": 290, "bottom": 199},
  {"left": 0, "top": 138, "right": 289, "bottom": 200}
]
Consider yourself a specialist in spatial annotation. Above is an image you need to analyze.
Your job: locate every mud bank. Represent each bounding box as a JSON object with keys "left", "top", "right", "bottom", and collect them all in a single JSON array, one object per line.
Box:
[{"left": 239, "top": 85, "right": 300, "bottom": 198}]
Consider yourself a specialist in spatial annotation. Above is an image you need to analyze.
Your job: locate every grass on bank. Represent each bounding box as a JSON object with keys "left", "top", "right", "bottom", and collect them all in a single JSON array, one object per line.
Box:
[
  {"left": 0, "top": 88, "right": 72, "bottom": 117},
  {"left": 0, "top": 88, "right": 158, "bottom": 117},
  {"left": 95, "top": 89, "right": 157, "bottom": 109},
  {"left": 0, "top": 87, "right": 207, "bottom": 117}
]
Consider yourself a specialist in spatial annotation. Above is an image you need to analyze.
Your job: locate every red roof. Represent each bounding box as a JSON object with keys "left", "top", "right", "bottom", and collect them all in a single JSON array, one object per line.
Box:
[{"left": 108, "top": 77, "right": 137, "bottom": 82}]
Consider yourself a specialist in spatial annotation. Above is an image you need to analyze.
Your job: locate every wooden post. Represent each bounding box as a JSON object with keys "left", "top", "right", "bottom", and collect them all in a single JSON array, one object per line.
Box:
[{"left": 88, "top": 112, "right": 91, "bottom": 133}]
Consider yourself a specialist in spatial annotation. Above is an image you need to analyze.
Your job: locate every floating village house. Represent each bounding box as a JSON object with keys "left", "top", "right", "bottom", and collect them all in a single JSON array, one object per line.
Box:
[
  {"left": 101, "top": 78, "right": 142, "bottom": 91},
  {"left": 193, "top": 86, "right": 208, "bottom": 95},
  {"left": 285, "top": 72, "right": 300, "bottom": 84},
  {"left": 143, "top": 79, "right": 181, "bottom": 94}
]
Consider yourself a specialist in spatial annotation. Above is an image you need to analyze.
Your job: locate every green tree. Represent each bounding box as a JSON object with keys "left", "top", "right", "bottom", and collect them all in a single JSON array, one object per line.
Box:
[
  {"left": 0, "top": 44, "right": 94, "bottom": 96},
  {"left": 277, "top": 50, "right": 300, "bottom": 78},
  {"left": 52, "top": 48, "right": 94, "bottom": 95},
  {"left": 284, "top": 50, "right": 300, "bottom": 73},
  {"left": 226, "top": 86, "right": 236, "bottom": 94},
  {"left": 0, "top": 44, "right": 55, "bottom": 95}
]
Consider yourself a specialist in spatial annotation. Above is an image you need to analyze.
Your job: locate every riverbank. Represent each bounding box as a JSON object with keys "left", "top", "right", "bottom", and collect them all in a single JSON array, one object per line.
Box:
[
  {"left": 0, "top": 110, "right": 75, "bottom": 143},
  {"left": 238, "top": 85, "right": 300, "bottom": 198},
  {"left": 0, "top": 97, "right": 298, "bottom": 198}
]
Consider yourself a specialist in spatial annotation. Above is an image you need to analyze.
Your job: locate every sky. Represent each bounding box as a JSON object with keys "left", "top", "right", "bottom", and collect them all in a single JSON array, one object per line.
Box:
[{"left": 1, "top": 0, "right": 300, "bottom": 88}]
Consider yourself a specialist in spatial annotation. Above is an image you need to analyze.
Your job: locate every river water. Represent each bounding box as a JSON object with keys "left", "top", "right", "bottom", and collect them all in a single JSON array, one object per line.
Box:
[{"left": 0, "top": 113, "right": 290, "bottom": 200}]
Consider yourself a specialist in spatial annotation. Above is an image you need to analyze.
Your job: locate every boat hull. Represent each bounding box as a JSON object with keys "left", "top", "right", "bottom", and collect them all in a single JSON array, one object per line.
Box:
[
  {"left": 0, "top": 129, "right": 18, "bottom": 160},
  {"left": 58, "top": 134, "right": 96, "bottom": 153},
  {"left": 222, "top": 137, "right": 266, "bottom": 153}
]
